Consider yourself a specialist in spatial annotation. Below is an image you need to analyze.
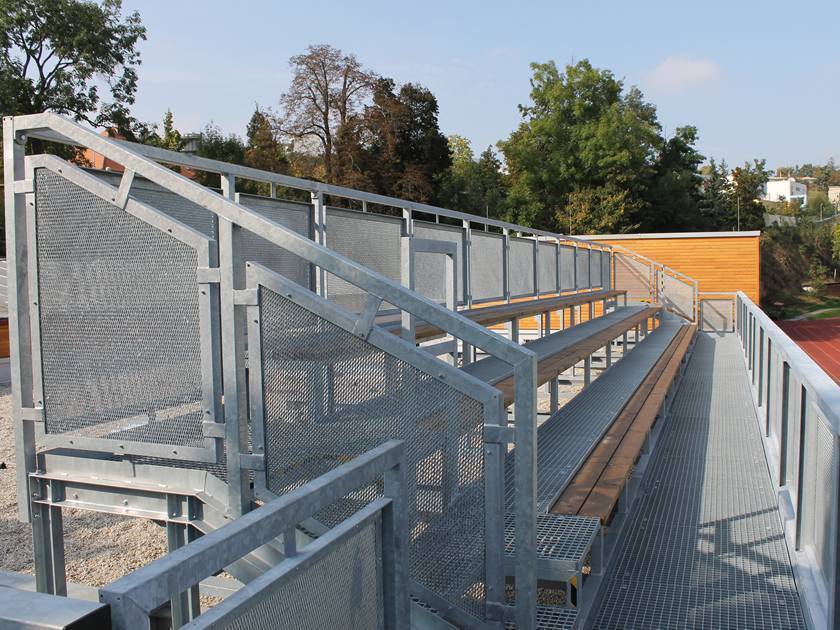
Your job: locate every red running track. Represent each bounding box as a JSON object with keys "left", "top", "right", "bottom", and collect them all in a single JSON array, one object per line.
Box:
[{"left": 777, "top": 318, "right": 840, "bottom": 385}]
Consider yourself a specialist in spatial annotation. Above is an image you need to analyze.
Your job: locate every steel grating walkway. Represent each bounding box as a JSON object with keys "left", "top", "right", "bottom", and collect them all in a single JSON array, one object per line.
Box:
[{"left": 589, "top": 332, "right": 806, "bottom": 629}]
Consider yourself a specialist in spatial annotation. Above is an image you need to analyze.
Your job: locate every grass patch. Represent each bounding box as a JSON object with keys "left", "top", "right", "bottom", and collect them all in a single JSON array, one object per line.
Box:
[
  {"left": 809, "top": 308, "right": 840, "bottom": 319},
  {"left": 772, "top": 295, "right": 840, "bottom": 319}
]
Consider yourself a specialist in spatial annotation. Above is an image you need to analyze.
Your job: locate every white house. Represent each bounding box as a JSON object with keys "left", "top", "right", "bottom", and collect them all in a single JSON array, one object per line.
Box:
[{"left": 763, "top": 177, "right": 808, "bottom": 205}]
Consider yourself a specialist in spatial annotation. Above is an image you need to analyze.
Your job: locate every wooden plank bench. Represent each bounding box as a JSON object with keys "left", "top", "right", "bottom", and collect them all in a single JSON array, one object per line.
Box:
[
  {"left": 463, "top": 304, "right": 660, "bottom": 405},
  {"left": 551, "top": 323, "right": 696, "bottom": 524},
  {"left": 380, "top": 288, "right": 627, "bottom": 342}
]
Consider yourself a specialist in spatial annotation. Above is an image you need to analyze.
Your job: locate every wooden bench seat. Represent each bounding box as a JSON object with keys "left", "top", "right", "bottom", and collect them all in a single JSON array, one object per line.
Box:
[
  {"left": 551, "top": 323, "right": 696, "bottom": 523},
  {"left": 380, "top": 288, "right": 627, "bottom": 342},
  {"left": 463, "top": 304, "right": 660, "bottom": 405}
]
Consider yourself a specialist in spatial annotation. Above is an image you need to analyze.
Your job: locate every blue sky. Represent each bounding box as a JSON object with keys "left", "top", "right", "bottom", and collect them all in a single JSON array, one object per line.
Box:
[{"left": 123, "top": 0, "right": 840, "bottom": 169}]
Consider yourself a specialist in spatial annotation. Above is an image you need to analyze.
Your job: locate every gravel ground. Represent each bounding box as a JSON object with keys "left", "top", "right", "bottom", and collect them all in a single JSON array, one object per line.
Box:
[{"left": 0, "top": 385, "right": 167, "bottom": 588}]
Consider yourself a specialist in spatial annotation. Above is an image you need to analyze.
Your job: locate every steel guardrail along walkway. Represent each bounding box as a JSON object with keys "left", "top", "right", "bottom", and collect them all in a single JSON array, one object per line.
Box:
[{"left": 589, "top": 333, "right": 806, "bottom": 629}]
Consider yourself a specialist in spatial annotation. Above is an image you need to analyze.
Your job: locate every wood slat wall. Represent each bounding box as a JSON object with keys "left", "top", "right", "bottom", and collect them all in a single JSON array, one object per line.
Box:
[{"left": 591, "top": 232, "right": 761, "bottom": 304}]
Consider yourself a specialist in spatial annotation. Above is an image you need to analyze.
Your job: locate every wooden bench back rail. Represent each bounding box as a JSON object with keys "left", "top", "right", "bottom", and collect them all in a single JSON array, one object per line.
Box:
[
  {"left": 381, "top": 289, "right": 628, "bottom": 342},
  {"left": 464, "top": 306, "right": 661, "bottom": 406},
  {"left": 551, "top": 323, "right": 696, "bottom": 523}
]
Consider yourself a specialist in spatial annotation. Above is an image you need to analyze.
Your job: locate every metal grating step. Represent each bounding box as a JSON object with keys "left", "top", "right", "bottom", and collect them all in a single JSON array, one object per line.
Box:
[
  {"left": 503, "top": 319, "right": 685, "bottom": 513},
  {"left": 590, "top": 333, "right": 807, "bottom": 630},
  {"left": 504, "top": 512, "right": 600, "bottom": 580},
  {"left": 505, "top": 605, "right": 578, "bottom": 629}
]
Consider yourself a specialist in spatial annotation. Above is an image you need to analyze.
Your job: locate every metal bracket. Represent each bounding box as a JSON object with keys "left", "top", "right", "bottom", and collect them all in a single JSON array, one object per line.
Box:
[
  {"left": 19, "top": 407, "right": 45, "bottom": 422},
  {"left": 484, "top": 424, "right": 514, "bottom": 444},
  {"left": 238, "top": 453, "right": 265, "bottom": 471},
  {"left": 233, "top": 288, "right": 259, "bottom": 306},
  {"left": 201, "top": 422, "right": 226, "bottom": 439},
  {"left": 196, "top": 267, "right": 221, "bottom": 284},
  {"left": 13, "top": 179, "right": 34, "bottom": 194}
]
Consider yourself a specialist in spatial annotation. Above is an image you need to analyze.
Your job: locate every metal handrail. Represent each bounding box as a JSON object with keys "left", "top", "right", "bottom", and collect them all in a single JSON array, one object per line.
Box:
[
  {"left": 10, "top": 113, "right": 529, "bottom": 365},
  {"left": 17, "top": 116, "right": 610, "bottom": 250},
  {"left": 8, "top": 112, "right": 541, "bottom": 627},
  {"left": 100, "top": 440, "right": 408, "bottom": 629},
  {"left": 738, "top": 292, "right": 840, "bottom": 432}
]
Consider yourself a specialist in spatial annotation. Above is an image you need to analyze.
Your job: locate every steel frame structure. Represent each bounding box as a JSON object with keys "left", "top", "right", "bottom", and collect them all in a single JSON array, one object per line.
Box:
[
  {"left": 4, "top": 113, "right": 544, "bottom": 628},
  {"left": 2, "top": 112, "right": 704, "bottom": 629},
  {"left": 100, "top": 440, "right": 409, "bottom": 629}
]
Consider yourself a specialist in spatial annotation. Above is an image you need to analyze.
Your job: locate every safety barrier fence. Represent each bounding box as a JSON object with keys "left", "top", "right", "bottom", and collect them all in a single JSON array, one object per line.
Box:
[
  {"left": 738, "top": 292, "right": 840, "bottom": 630},
  {"left": 612, "top": 245, "right": 697, "bottom": 323},
  {"left": 101, "top": 441, "right": 408, "bottom": 629},
  {"left": 5, "top": 113, "right": 541, "bottom": 628},
  {"left": 698, "top": 292, "right": 736, "bottom": 332}
]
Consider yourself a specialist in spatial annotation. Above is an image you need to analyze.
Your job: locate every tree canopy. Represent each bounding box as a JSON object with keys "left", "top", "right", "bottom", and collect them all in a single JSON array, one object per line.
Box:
[{"left": 0, "top": 0, "right": 146, "bottom": 136}]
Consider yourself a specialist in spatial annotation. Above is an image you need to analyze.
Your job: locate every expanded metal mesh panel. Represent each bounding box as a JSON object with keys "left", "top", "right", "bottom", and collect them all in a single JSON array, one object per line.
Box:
[
  {"left": 35, "top": 169, "right": 207, "bottom": 447},
  {"left": 258, "top": 288, "right": 488, "bottom": 621},
  {"left": 559, "top": 245, "right": 575, "bottom": 291},
  {"left": 88, "top": 169, "right": 218, "bottom": 239},
  {"left": 325, "top": 208, "right": 402, "bottom": 312},
  {"left": 661, "top": 272, "right": 694, "bottom": 321},
  {"left": 575, "top": 248, "right": 590, "bottom": 289},
  {"left": 413, "top": 222, "right": 464, "bottom": 304},
  {"left": 223, "top": 518, "right": 384, "bottom": 630},
  {"left": 614, "top": 252, "right": 651, "bottom": 303},
  {"left": 590, "top": 249, "right": 602, "bottom": 288},
  {"left": 509, "top": 237, "right": 534, "bottom": 296},
  {"left": 236, "top": 195, "right": 312, "bottom": 288},
  {"left": 537, "top": 241, "right": 557, "bottom": 294},
  {"left": 701, "top": 299, "right": 734, "bottom": 332},
  {"left": 469, "top": 232, "right": 503, "bottom": 301}
]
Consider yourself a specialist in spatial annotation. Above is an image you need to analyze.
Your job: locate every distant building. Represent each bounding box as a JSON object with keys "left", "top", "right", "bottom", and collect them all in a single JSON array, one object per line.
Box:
[
  {"left": 763, "top": 177, "right": 808, "bottom": 205},
  {"left": 828, "top": 186, "right": 840, "bottom": 205}
]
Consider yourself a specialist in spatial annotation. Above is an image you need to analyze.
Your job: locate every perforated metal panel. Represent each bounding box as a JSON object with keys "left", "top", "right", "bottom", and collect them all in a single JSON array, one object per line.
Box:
[
  {"left": 590, "top": 249, "right": 602, "bottom": 288},
  {"left": 237, "top": 194, "right": 312, "bottom": 288},
  {"left": 257, "top": 287, "right": 489, "bottom": 622},
  {"left": 601, "top": 251, "right": 611, "bottom": 290},
  {"left": 812, "top": 414, "right": 836, "bottom": 584},
  {"left": 413, "top": 222, "right": 464, "bottom": 304},
  {"left": 537, "top": 241, "right": 557, "bottom": 294},
  {"left": 325, "top": 208, "right": 402, "bottom": 312},
  {"left": 660, "top": 271, "right": 695, "bottom": 321},
  {"left": 223, "top": 518, "right": 384, "bottom": 630},
  {"left": 509, "top": 237, "right": 534, "bottom": 297},
  {"left": 470, "top": 232, "right": 504, "bottom": 301},
  {"left": 559, "top": 246, "right": 575, "bottom": 291},
  {"left": 575, "top": 248, "right": 590, "bottom": 289},
  {"left": 614, "top": 252, "right": 652, "bottom": 303},
  {"left": 701, "top": 298, "right": 734, "bottom": 332},
  {"left": 35, "top": 169, "right": 208, "bottom": 449}
]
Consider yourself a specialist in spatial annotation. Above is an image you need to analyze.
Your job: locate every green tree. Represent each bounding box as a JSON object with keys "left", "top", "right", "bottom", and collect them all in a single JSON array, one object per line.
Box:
[
  {"left": 158, "top": 109, "right": 182, "bottom": 151},
  {"left": 192, "top": 123, "right": 246, "bottom": 188},
  {"left": 500, "top": 60, "right": 663, "bottom": 234},
  {"left": 439, "top": 137, "right": 508, "bottom": 219},
  {"left": 0, "top": 0, "right": 146, "bottom": 136},
  {"left": 335, "top": 78, "right": 451, "bottom": 204},
  {"left": 731, "top": 160, "right": 770, "bottom": 230},
  {"left": 244, "top": 106, "right": 288, "bottom": 174},
  {"left": 643, "top": 126, "right": 705, "bottom": 230}
]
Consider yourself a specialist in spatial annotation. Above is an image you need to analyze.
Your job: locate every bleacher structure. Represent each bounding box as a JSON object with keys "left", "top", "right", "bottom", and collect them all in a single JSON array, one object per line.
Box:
[{"left": 1, "top": 113, "right": 836, "bottom": 629}]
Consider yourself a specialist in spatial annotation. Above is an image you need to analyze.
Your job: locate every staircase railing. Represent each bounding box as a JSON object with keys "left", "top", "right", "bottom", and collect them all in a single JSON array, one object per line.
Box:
[{"left": 5, "top": 112, "right": 543, "bottom": 628}]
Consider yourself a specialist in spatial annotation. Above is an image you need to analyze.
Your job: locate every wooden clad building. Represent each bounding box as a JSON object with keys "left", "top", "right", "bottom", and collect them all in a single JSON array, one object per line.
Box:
[{"left": 582, "top": 231, "right": 761, "bottom": 304}]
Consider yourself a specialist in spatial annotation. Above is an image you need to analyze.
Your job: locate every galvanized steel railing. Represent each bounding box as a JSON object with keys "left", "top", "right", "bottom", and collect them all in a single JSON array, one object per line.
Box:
[
  {"left": 4, "top": 113, "right": 541, "bottom": 628},
  {"left": 612, "top": 244, "right": 698, "bottom": 323},
  {"left": 101, "top": 440, "right": 409, "bottom": 629},
  {"left": 737, "top": 292, "right": 840, "bottom": 630}
]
